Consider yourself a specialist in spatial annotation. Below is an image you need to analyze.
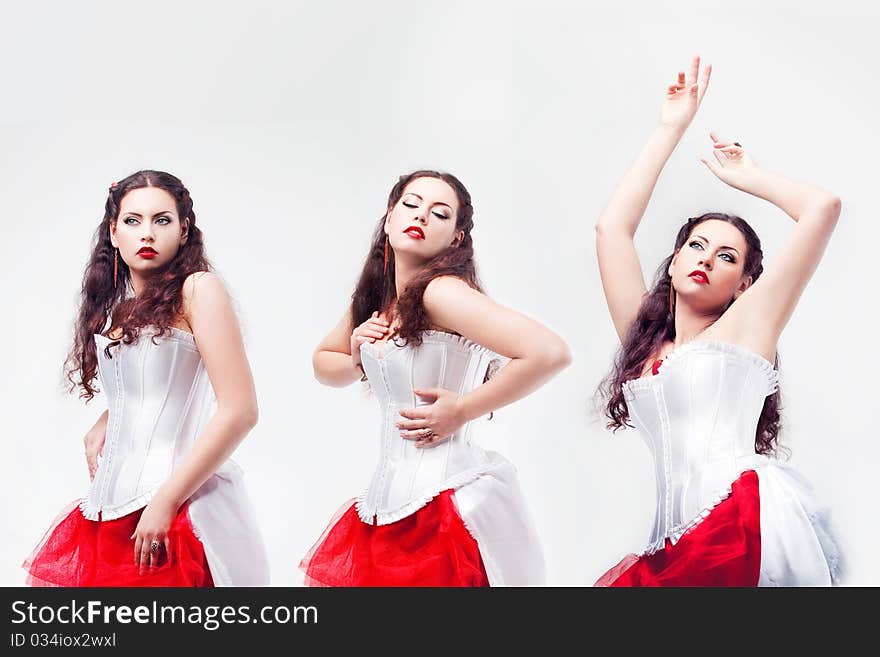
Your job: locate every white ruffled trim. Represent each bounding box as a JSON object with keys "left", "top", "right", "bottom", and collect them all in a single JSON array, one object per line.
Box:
[
  {"left": 93, "top": 326, "right": 197, "bottom": 351},
  {"left": 359, "top": 329, "right": 507, "bottom": 397},
  {"left": 641, "top": 481, "right": 739, "bottom": 556},
  {"left": 78, "top": 485, "right": 161, "bottom": 521},
  {"left": 623, "top": 339, "right": 779, "bottom": 396},
  {"left": 354, "top": 459, "right": 508, "bottom": 526},
  {"left": 362, "top": 329, "right": 502, "bottom": 361}
]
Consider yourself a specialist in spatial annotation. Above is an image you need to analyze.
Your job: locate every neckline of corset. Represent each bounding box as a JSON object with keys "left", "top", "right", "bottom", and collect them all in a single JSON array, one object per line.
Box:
[
  {"left": 93, "top": 326, "right": 196, "bottom": 345},
  {"left": 360, "top": 329, "right": 499, "bottom": 360},
  {"left": 623, "top": 339, "right": 778, "bottom": 394}
]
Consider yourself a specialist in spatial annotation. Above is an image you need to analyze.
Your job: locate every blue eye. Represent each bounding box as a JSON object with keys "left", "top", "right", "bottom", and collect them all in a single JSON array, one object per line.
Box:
[
  {"left": 123, "top": 217, "right": 139, "bottom": 225},
  {"left": 719, "top": 252, "right": 735, "bottom": 263},
  {"left": 689, "top": 241, "right": 704, "bottom": 250},
  {"left": 156, "top": 216, "right": 172, "bottom": 225}
]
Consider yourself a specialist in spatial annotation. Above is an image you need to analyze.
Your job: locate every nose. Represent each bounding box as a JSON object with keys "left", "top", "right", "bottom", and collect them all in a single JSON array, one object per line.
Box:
[
  {"left": 699, "top": 257, "right": 712, "bottom": 271},
  {"left": 140, "top": 224, "right": 155, "bottom": 242}
]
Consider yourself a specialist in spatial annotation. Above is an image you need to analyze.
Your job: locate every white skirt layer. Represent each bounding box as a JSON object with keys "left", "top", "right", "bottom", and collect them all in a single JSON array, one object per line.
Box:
[
  {"left": 188, "top": 463, "right": 270, "bottom": 586},
  {"left": 755, "top": 461, "right": 843, "bottom": 586},
  {"left": 452, "top": 454, "right": 546, "bottom": 586}
]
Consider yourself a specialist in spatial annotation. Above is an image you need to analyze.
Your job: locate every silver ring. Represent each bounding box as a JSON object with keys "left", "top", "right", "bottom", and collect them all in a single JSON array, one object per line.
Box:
[{"left": 150, "top": 540, "right": 160, "bottom": 554}]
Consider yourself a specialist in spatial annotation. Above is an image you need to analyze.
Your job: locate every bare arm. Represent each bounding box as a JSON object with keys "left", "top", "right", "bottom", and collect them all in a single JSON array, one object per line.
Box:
[
  {"left": 132, "top": 271, "right": 260, "bottom": 568},
  {"left": 702, "top": 136, "right": 841, "bottom": 357},
  {"left": 417, "top": 276, "right": 571, "bottom": 425},
  {"left": 596, "top": 56, "right": 712, "bottom": 341},
  {"left": 156, "top": 272, "right": 259, "bottom": 507},
  {"left": 312, "top": 308, "right": 390, "bottom": 387}
]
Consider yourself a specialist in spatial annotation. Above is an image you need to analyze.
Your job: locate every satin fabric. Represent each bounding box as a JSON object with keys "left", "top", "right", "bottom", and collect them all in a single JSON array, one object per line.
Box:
[{"left": 27, "top": 327, "right": 270, "bottom": 586}]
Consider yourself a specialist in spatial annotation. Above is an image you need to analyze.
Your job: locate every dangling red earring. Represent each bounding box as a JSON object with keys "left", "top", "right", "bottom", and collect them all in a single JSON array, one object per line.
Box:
[
  {"left": 383, "top": 236, "right": 389, "bottom": 276},
  {"left": 113, "top": 248, "right": 119, "bottom": 288}
]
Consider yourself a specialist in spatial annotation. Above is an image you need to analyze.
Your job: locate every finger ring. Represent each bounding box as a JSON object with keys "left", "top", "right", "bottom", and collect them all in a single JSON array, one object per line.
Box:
[
  {"left": 421, "top": 429, "right": 435, "bottom": 439},
  {"left": 733, "top": 142, "right": 742, "bottom": 147},
  {"left": 150, "top": 540, "right": 160, "bottom": 554}
]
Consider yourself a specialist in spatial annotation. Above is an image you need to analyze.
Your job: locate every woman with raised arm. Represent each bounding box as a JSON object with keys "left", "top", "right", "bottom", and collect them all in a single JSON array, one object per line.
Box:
[
  {"left": 594, "top": 57, "right": 842, "bottom": 586},
  {"left": 24, "top": 171, "right": 269, "bottom": 586},
  {"left": 301, "top": 170, "right": 571, "bottom": 586}
]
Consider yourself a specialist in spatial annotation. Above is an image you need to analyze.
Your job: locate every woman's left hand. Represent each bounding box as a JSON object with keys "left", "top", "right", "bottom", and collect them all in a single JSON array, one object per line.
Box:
[
  {"left": 397, "top": 388, "right": 466, "bottom": 448},
  {"left": 131, "top": 495, "right": 179, "bottom": 574},
  {"left": 701, "top": 132, "right": 759, "bottom": 191}
]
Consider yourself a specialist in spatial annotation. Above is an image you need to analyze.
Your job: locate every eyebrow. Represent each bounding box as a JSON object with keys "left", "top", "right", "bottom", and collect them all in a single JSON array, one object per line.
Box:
[
  {"left": 121, "top": 210, "right": 176, "bottom": 218},
  {"left": 403, "top": 192, "right": 452, "bottom": 209},
  {"left": 693, "top": 234, "right": 740, "bottom": 255}
]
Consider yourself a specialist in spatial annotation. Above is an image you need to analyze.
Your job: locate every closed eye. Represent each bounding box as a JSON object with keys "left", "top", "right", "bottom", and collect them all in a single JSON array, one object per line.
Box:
[
  {"left": 402, "top": 201, "right": 418, "bottom": 209},
  {"left": 432, "top": 211, "right": 449, "bottom": 220}
]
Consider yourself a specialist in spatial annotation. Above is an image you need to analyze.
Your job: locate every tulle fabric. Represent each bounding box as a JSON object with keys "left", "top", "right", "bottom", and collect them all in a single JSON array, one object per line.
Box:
[
  {"left": 23, "top": 500, "right": 213, "bottom": 587},
  {"left": 300, "top": 490, "right": 489, "bottom": 587},
  {"left": 595, "top": 470, "right": 762, "bottom": 587}
]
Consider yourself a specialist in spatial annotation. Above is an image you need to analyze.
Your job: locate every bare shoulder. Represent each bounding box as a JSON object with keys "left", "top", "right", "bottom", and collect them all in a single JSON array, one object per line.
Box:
[
  {"left": 182, "top": 270, "right": 222, "bottom": 298},
  {"left": 423, "top": 276, "right": 488, "bottom": 334},
  {"left": 423, "top": 275, "right": 480, "bottom": 305},
  {"left": 181, "top": 272, "right": 231, "bottom": 329}
]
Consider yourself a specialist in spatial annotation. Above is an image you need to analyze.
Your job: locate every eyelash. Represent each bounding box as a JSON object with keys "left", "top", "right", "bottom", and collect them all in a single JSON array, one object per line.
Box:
[
  {"left": 402, "top": 201, "right": 449, "bottom": 220},
  {"left": 122, "top": 216, "right": 172, "bottom": 226},
  {"left": 689, "top": 241, "right": 735, "bottom": 263}
]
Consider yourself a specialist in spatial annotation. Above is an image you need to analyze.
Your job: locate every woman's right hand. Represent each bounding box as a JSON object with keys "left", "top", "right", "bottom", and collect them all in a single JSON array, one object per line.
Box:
[
  {"left": 84, "top": 411, "right": 108, "bottom": 480},
  {"left": 350, "top": 311, "right": 390, "bottom": 367},
  {"left": 658, "top": 55, "right": 712, "bottom": 131}
]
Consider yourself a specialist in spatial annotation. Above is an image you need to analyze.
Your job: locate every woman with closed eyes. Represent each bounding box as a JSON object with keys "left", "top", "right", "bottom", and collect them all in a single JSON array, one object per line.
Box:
[
  {"left": 23, "top": 170, "right": 269, "bottom": 586},
  {"left": 593, "top": 57, "right": 842, "bottom": 586},
  {"left": 300, "top": 170, "right": 571, "bottom": 586}
]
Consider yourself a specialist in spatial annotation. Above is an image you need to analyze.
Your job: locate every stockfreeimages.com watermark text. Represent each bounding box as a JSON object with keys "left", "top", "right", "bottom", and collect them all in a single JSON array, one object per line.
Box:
[{"left": 11, "top": 599, "right": 317, "bottom": 632}]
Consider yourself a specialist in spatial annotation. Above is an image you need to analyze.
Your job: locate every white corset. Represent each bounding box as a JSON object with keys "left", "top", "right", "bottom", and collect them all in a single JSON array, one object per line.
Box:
[
  {"left": 622, "top": 340, "right": 779, "bottom": 554},
  {"left": 81, "top": 327, "right": 237, "bottom": 520},
  {"left": 355, "top": 330, "right": 508, "bottom": 525}
]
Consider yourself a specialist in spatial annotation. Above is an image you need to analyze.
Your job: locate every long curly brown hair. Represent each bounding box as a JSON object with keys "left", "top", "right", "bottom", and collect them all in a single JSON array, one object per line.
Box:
[
  {"left": 598, "top": 212, "right": 782, "bottom": 455},
  {"left": 351, "top": 170, "right": 483, "bottom": 345},
  {"left": 65, "top": 170, "right": 211, "bottom": 401}
]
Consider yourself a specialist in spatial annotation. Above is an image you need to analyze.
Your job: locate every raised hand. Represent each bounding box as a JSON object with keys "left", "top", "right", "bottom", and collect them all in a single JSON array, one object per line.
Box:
[
  {"left": 659, "top": 55, "right": 712, "bottom": 131},
  {"left": 349, "top": 311, "right": 390, "bottom": 367},
  {"left": 701, "top": 131, "right": 758, "bottom": 191}
]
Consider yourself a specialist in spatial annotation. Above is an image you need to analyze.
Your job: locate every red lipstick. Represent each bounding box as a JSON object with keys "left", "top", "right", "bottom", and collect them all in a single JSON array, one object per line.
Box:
[
  {"left": 403, "top": 226, "right": 425, "bottom": 240},
  {"left": 688, "top": 270, "right": 709, "bottom": 284},
  {"left": 137, "top": 247, "right": 158, "bottom": 259}
]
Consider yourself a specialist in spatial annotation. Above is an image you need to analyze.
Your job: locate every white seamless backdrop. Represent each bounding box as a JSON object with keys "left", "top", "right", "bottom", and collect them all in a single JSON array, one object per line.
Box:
[{"left": 1, "top": 0, "right": 876, "bottom": 586}]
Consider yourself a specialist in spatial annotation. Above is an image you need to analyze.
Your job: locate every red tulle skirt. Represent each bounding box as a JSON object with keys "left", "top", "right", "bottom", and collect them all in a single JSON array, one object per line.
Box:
[
  {"left": 23, "top": 500, "right": 214, "bottom": 587},
  {"left": 300, "top": 489, "right": 490, "bottom": 587},
  {"left": 596, "top": 470, "right": 762, "bottom": 587}
]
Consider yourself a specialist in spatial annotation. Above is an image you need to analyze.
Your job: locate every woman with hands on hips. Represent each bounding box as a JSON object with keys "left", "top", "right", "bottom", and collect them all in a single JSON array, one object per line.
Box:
[
  {"left": 24, "top": 171, "right": 269, "bottom": 586},
  {"left": 301, "top": 170, "right": 571, "bottom": 586},
  {"left": 593, "top": 56, "right": 842, "bottom": 586}
]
